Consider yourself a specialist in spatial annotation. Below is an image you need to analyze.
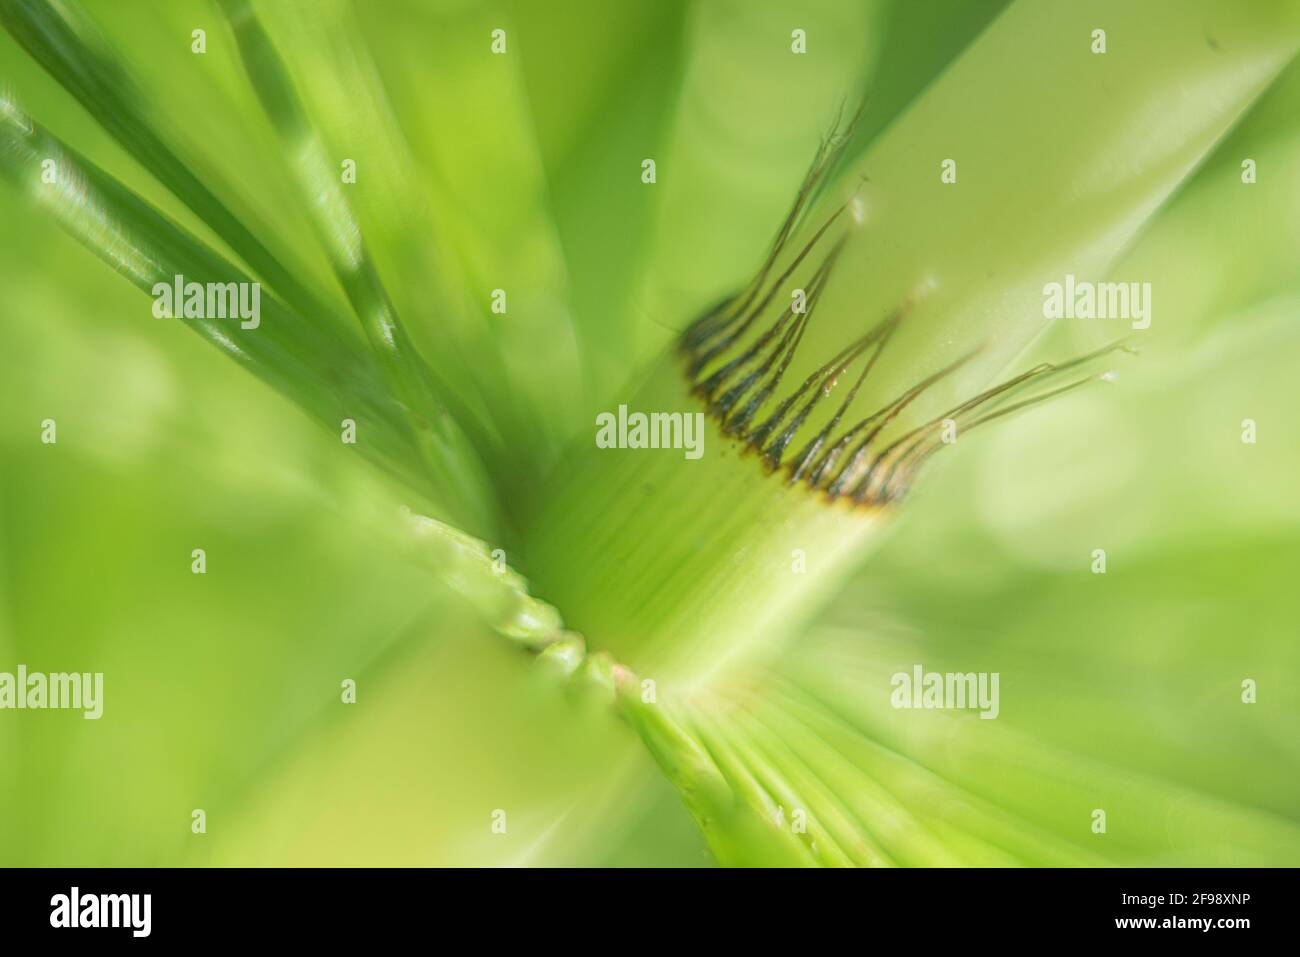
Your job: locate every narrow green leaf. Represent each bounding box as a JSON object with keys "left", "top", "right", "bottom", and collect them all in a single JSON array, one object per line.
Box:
[
  {"left": 0, "top": 94, "right": 435, "bottom": 501},
  {"left": 217, "top": 0, "right": 496, "bottom": 535},
  {"left": 0, "top": 0, "right": 350, "bottom": 341}
]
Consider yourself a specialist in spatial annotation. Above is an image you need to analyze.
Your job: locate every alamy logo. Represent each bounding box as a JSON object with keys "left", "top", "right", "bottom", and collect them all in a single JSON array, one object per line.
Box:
[
  {"left": 1042, "top": 274, "right": 1151, "bottom": 329},
  {"left": 595, "top": 405, "right": 705, "bottom": 460},
  {"left": 0, "top": 665, "right": 103, "bottom": 719},
  {"left": 50, "top": 887, "right": 151, "bottom": 937},
  {"left": 152, "top": 273, "right": 261, "bottom": 329},
  {"left": 890, "top": 664, "right": 1000, "bottom": 719}
]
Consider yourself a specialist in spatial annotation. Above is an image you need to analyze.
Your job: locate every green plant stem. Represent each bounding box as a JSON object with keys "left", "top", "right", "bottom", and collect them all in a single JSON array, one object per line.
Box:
[{"left": 524, "top": 352, "right": 886, "bottom": 687}]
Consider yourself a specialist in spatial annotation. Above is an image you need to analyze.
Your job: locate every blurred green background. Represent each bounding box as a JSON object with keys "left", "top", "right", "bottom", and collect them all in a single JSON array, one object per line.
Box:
[{"left": 2, "top": 0, "right": 1298, "bottom": 865}]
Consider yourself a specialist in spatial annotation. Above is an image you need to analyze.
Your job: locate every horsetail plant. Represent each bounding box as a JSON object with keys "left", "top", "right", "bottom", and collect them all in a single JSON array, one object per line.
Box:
[{"left": 3, "top": 0, "right": 1300, "bottom": 868}]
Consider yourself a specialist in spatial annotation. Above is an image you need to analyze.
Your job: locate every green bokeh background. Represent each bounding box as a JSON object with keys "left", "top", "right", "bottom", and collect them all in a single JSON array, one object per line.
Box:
[{"left": 2, "top": 0, "right": 1298, "bottom": 865}]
